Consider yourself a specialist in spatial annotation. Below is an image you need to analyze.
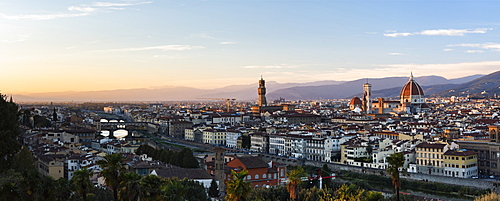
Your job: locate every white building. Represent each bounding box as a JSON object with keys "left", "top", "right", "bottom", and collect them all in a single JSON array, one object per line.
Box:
[{"left": 226, "top": 130, "right": 242, "bottom": 148}]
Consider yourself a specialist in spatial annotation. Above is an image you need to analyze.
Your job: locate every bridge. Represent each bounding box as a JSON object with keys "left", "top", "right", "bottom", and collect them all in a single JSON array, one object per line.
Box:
[{"left": 96, "top": 121, "right": 158, "bottom": 138}]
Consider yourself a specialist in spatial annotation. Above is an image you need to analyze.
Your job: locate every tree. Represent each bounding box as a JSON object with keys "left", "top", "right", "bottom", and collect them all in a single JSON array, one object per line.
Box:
[
  {"left": 334, "top": 184, "right": 366, "bottom": 201},
  {"left": 225, "top": 169, "right": 251, "bottom": 201},
  {"left": 97, "top": 153, "right": 127, "bottom": 201},
  {"left": 475, "top": 192, "right": 500, "bottom": 201},
  {"left": 386, "top": 152, "right": 405, "bottom": 201},
  {"left": 241, "top": 135, "right": 251, "bottom": 149},
  {"left": 181, "top": 148, "right": 199, "bottom": 168},
  {"left": 0, "top": 182, "right": 21, "bottom": 201},
  {"left": 140, "top": 175, "right": 165, "bottom": 201},
  {"left": 208, "top": 179, "right": 219, "bottom": 198},
  {"left": 71, "top": 168, "right": 94, "bottom": 201},
  {"left": 179, "top": 178, "right": 210, "bottom": 201},
  {"left": 286, "top": 166, "right": 306, "bottom": 201},
  {"left": 321, "top": 164, "right": 333, "bottom": 188},
  {"left": 298, "top": 186, "right": 333, "bottom": 201},
  {"left": 0, "top": 94, "right": 21, "bottom": 172},
  {"left": 250, "top": 186, "right": 289, "bottom": 201},
  {"left": 162, "top": 179, "right": 187, "bottom": 200},
  {"left": 51, "top": 178, "right": 73, "bottom": 201},
  {"left": 12, "top": 146, "right": 36, "bottom": 173},
  {"left": 119, "top": 172, "right": 142, "bottom": 201}
]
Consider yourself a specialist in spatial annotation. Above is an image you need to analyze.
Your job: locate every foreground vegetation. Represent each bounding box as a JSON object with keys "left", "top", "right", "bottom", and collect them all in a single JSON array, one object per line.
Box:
[
  {"left": 0, "top": 152, "right": 210, "bottom": 201},
  {"left": 339, "top": 170, "right": 489, "bottom": 200}
]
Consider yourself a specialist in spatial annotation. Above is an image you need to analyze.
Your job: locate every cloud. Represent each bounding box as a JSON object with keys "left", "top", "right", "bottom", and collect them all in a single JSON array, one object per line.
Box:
[
  {"left": 1, "top": 33, "right": 31, "bottom": 43},
  {"left": 443, "top": 49, "right": 453, "bottom": 52},
  {"left": 220, "top": 41, "right": 236, "bottom": 45},
  {"left": 384, "top": 28, "right": 492, "bottom": 37},
  {"left": 101, "top": 45, "right": 205, "bottom": 52},
  {"left": 447, "top": 42, "right": 500, "bottom": 51},
  {"left": 384, "top": 32, "right": 412, "bottom": 37},
  {"left": 92, "top": 1, "right": 152, "bottom": 7},
  {"left": 191, "top": 32, "right": 217, "bottom": 39},
  {"left": 465, "top": 50, "right": 484, "bottom": 53},
  {"left": 0, "top": 1, "right": 151, "bottom": 20},
  {"left": 0, "top": 12, "right": 89, "bottom": 20},
  {"left": 261, "top": 61, "right": 500, "bottom": 83},
  {"left": 388, "top": 53, "right": 403, "bottom": 56},
  {"left": 242, "top": 64, "right": 299, "bottom": 69},
  {"left": 67, "top": 6, "right": 97, "bottom": 13}
]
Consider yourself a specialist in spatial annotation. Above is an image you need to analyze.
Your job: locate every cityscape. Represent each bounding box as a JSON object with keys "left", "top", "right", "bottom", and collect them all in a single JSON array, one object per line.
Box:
[
  {"left": 2, "top": 71, "right": 500, "bottom": 200},
  {"left": 2, "top": 1, "right": 500, "bottom": 201}
]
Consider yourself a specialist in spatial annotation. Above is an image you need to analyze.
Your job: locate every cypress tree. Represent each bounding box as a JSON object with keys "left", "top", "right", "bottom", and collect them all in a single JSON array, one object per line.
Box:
[
  {"left": 208, "top": 179, "right": 219, "bottom": 198},
  {"left": 0, "top": 94, "right": 21, "bottom": 172}
]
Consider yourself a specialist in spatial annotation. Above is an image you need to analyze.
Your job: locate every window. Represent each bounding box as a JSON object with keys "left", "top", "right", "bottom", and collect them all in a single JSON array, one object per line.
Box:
[
  {"left": 263, "top": 174, "right": 267, "bottom": 178},
  {"left": 247, "top": 175, "right": 251, "bottom": 180},
  {"left": 255, "top": 174, "right": 259, "bottom": 179}
]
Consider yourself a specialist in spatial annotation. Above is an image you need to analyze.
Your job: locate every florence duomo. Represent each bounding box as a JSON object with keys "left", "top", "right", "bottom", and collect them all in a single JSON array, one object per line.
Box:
[{"left": 350, "top": 72, "right": 430, "bottom": 115}]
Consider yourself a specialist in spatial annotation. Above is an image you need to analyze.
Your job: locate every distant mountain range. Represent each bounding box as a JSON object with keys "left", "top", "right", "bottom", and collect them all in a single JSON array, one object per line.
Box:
[{"left": 10, "top": 72, "right": 498, "bottom": 102}]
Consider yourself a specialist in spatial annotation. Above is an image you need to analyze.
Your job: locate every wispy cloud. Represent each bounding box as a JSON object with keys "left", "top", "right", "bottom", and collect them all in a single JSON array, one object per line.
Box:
[
  {"left": 0, "top": 12, "right": 89, "bottom": 20},
  {"left": 261, "top": 61, "right": 500, "bottom": 83},
  {"left": 388, "top": 53, "right": 403, "bottom": 56},
  {"left": 384, "top": 28, "right": 492, "bottom": 37},
  {"left": 220, "top": 41, "right": 236, "bottom": 45},
  {"left": 443, "top": 49, "right": 453, "bottom": 52},
  {"left": 1, "top": 33, "right": 31, "bottom": 43},
  {"left": 100, "top": 45, "right": 205, "bottom": 52},
  {"left": 191, "top": 32, "right": 217, "bottom": 39},
  {"left": 0, "top": 1, "right": 152, "bottom": 20},
  {"left": 447, "top": 42, "right": 500, "bottom": 51},
  {"left": 92, "top": 1, "right": 152, "bottom": 7},
  {"left": 465, "top": 50, "right": 484, "bottom": 53},
  {"left": 384, "top": 32, "right": 412, "bottom": 37},
  {"left": 242, "top": 64, "right": 299, "bottom": 69}
]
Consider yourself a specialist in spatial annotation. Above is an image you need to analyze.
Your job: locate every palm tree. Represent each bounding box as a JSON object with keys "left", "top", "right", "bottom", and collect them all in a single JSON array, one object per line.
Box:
[
  {"left": 140, "top": 175, "right": 165, "bottom": 201},
  {"left": 225, "top": 169, "right": 251, "bottom": 201},
  {"left": 119, "top": 172, "right": 142, "bottom": 201},
  {"left": 386, "top": 152, "right": 405, "bottom": 201},
  {"left": 334, "top": 184, "right": 366, "bottom": 201},
  {"left": 286, "top": 166, "right": 306, "bottom": 201},
  {"left": 97, "top": 153, "right": 126, "bottom": 201},
  {"left": 71, "top": 168, "right": 93, "bottom": 201}
]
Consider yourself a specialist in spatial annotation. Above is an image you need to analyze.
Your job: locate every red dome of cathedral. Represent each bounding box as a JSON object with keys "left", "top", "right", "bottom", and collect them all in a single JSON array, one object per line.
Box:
[
  {"left": 349, "top": 97, "right": 362, "bottom": 106},
  {"left": 400, "top": 73, "right": 424, "bottom": 97}
]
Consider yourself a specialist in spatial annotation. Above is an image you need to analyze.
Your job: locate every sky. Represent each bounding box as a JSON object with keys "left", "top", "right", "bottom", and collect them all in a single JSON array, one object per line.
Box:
[{"left": 1, "top": 0, "right": 500, "bottom": 94}]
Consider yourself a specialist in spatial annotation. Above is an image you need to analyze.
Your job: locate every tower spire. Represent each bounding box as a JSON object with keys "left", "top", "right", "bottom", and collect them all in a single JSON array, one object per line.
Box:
[
  {"left": 410, "top": 71, "right": 414, "bottom": 80},
  {"left": 258, "top": 77, "right": 267, "bottom": 107}
]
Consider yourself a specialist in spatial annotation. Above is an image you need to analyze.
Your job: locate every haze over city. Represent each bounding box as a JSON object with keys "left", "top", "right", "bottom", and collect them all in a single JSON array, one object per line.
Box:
[{"left": 1, "top": 0, "right": 500, "bottom": 94}]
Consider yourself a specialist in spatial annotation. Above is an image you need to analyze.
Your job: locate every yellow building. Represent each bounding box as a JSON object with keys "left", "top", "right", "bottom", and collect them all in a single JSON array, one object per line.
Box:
[
  {"left": 443, "top": 150, "right": 478, "bottom": 178},
  {"left": 415, "top": 142, "right": 446, "bottom": 175},
  {"left": 203, "top": 129, "right": 227, "bottom": 145},
  {"left": 37, "top": 154, "right": 65, "bottom": 179}
]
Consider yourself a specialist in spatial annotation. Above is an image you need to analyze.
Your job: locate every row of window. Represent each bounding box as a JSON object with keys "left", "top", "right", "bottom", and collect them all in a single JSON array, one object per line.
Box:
[
  {"left": 444, "top": 163, "right": 477, "bottom": 168},
  {"left": 418, "top": 148, "right": 442, "bottom": 152},
  {"left": 418, "top": 153, "right": 443, "bottom": 159}
]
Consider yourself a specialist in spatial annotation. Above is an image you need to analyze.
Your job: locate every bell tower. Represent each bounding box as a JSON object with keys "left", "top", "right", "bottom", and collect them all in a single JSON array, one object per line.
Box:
[
  {"left": 258, "top": 76, "right": 267, "bottom": 107},
  {"left": 490, "top": 125, "right": 499, "bottom": 143},
  {"left": 363, "top": 82, "right": 372, "bottom": 114},
  {"left": 214, "top": 147, "right": 226, "bottom": 197}
]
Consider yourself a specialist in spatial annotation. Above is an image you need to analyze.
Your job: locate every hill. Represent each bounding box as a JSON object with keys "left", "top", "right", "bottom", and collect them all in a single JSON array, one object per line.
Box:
[
  {"left": 435, "top": 71, "right": 500, "bottom": 97},
  {"left": 10, "top": 73, "right": 495, "bottom": 102}
]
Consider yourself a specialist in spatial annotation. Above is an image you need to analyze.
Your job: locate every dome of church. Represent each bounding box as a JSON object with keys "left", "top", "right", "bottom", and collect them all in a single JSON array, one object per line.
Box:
[
  {"left": 349, "top": 97, "right": 362, "bottom": 106},
  {"left": 400, "top": 73, "right": 424, "bottom": 98}
]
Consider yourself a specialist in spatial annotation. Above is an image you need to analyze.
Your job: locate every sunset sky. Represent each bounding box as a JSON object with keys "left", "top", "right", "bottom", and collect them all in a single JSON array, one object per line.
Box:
[{"left": 1, "top": 0, "right": 500, "bottom": 94}]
